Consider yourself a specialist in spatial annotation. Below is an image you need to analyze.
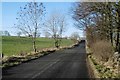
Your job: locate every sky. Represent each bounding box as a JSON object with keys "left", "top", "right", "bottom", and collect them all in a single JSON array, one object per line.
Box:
[{"left": 1, "top": 2, "right": 84, "bottom": 37}]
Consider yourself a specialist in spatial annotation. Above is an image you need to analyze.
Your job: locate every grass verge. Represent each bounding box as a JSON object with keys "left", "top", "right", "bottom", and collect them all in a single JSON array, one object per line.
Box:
[{"left": 86, "top": 45, "right": 119, "bottom": 78}]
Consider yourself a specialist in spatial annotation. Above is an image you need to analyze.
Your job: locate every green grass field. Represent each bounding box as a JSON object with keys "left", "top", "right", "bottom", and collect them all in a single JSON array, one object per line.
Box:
[{"left": 2, "top": 36, "right": 74, "bottom": 56}]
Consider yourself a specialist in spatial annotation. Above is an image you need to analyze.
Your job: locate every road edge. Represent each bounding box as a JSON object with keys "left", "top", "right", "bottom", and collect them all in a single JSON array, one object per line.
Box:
[
  {"left": 2, "top": 41, "right": 80, "bottom": 69},
  {"left": 86, "top": 45, "right": 100, "bottom": 78}
]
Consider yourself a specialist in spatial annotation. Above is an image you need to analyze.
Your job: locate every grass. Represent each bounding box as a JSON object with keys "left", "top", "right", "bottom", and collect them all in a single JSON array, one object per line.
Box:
[{"left": 2, "top": 36, "right": 74, "bottom": 56}]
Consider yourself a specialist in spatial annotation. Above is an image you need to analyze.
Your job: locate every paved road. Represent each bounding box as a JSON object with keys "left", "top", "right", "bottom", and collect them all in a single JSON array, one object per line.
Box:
[{"left": 2, "top": 41, "right": 89, "bottom": 79}]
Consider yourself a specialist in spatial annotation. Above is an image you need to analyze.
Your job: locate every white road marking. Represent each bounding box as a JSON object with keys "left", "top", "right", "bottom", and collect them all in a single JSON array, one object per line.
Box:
[{"left": 31, "top": 59, "right": 60, "bottom": 79}]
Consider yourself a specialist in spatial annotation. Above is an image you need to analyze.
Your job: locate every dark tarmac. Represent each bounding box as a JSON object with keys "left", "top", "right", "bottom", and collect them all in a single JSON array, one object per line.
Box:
[{"left": 2, "top": 41, "right": 90, "bottom": 80}]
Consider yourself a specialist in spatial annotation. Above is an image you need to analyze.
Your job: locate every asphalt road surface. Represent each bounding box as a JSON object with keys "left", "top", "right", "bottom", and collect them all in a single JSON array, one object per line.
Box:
[{"left": 2, "top": 41, "right": 90, "bottom": 80}]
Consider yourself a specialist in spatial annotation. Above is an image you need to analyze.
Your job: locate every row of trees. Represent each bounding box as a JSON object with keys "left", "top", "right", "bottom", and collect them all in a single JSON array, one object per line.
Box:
[
  {"left": 15, "top": 2, "right": 66, "bottom": 52},
  {"left": 0, "top": 31, "right": 10, "bottom": 36},
  {"left": 72, "top": 2, "right": 120, "bottom": 60}
]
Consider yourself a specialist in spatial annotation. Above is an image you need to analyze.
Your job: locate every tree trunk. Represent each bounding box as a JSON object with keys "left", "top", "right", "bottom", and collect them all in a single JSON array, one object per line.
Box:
[
  {"left": 55, "top": 40, "right": 59, "bottom": 48},
  {"left": 116, "top": 30, "right": 119, "bottom": 52},
  {"left": 116, "top": 8, "right": 120, "bottom": 53},
  {"left": 32, "top": 37, "right": 37, "bottom": 52},
  {"left": 110, "top": 29, "right": 113, "bottom": 45}
]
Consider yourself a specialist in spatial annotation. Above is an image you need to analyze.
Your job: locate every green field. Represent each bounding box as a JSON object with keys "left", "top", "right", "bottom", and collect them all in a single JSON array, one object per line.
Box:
[{"left": 2, "top": 36, "right": 74, "bottom": 56}]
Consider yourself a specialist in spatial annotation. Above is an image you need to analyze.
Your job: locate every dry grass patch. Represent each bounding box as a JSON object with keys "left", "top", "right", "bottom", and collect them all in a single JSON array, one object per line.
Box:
[{"left": 91, "top": 40, "right": 114, "bottom": 62}]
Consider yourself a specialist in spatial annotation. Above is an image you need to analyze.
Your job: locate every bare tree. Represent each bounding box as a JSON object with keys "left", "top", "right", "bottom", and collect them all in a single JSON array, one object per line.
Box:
[
  {"left": 44, "top": 31, "right": 51, "bottom": 38},
  {"left": 70, "top": 32, "right": 80, "bottom": 42},
  {"left": 15, "top": 2, "right": 46, "bottom": 52},
  {"left": 115, "top": 2, "right": 120, "bottom": 53},
  {"left": 44, "top": 13, "right": 66, "bottom": 48},
  {"left": 17, "top": 32, "right": 22, "bottom": 37},
  {"left": 71, "top": 2, "right": 116, "bottom": 45},
  {"left": 71, "top": 2, "right": 120, "bottom": 62}
]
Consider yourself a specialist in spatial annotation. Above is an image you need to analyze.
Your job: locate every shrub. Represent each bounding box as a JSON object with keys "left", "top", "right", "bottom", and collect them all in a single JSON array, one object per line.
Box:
[{"left": 91, "top": 40, "right": 114, "bottom": 62}]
